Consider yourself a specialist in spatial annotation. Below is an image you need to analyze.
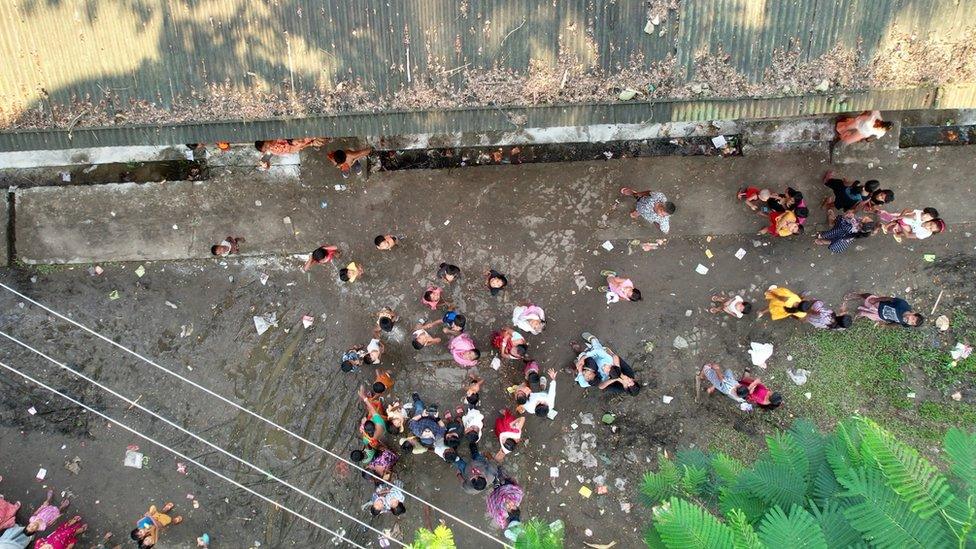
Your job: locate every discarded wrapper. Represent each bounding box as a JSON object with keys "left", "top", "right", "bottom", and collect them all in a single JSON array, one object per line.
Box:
[
  {"left": 490, "top": 357, "right": 502, "bottom": 371},
  {"left": 27, "top": 406, "right": 37, "bottom": 415},
  {"left": 578, "top": 485, "right": 592, "bottom": 498},
  {"left": 734, "top": 248, "right": 747, "bottom": 260},
  {"left": 550, "top": 467, "right": 559, "bottom": 478},
  {"left": 36, "top": 468, "right": 47, "bottom": 480},
  {"left": 601, "top": 240, "right": 614, "bottom": 251},
  {"left": 259, "top": 273, "right": 269, "bottom": 286},
  {"left": 951, "top": 343, "right": 973, "bottom": 360},
  {"left": 302, "top": 315, "right": 314, "bottom": 329},
  {"left": 124, "top": 449, "right": 144, "bottom": 469},
  {"left": 711, "top": 135, "right": 728, "bottom": 148},
  {"left": 134, "top": 265, "right": 146, "bottom": 278},
  {"left": 108, "top": 290, "right": 120, "bottom": 300},
  {"left": 695, "top": 264, "right": 709, "bottom": 275},
  {"left": 662, "top": 395, "right": 674, "bottom": 404}
]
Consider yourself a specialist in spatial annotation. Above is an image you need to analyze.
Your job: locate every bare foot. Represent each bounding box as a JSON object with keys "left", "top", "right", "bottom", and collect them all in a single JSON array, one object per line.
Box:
[
  {"left": 629, "top": 210, "right": 640, "bottom": 219},
  {"left": 619, "top": 187, "right": 634, "bottom": 196},
  {"left": 161, "top": 502, "right": 175, "bottom": 513},
  {"left": 172, "top": 516, "right": 183, "bottom": 525}
]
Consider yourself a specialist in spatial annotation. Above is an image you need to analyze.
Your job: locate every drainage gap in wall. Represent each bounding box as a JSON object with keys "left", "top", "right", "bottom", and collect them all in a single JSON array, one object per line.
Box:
[
  {"left": 0, "top": 159, "right": 209, "bottom": 188},
  {"left": 375, "top": 135, "right": 742, "bottom": 171},
  {"left": 899, "top": 125, "right": 976, "bottom": 148}
]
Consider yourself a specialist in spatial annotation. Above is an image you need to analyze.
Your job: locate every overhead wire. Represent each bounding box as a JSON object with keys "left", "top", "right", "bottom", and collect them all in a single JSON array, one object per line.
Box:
[
  {"left": 0, "top": 329, "right": 405, "bottom": 548},
  {"left": 0, "top": 359, "right": 368, "bottom": 549},
  {"left": 0, "top": 282, "right": 511, "bottom": 547}
]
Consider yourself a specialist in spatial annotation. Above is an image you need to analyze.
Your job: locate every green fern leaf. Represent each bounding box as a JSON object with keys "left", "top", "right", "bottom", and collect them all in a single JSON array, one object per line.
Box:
[
  {"left": 757, "top": 505, "right": 828, "bottom": 549},
  {"left": 683, "top": 464, "right": 711, "bottom": 496},
  {"left": 408, "top": 524, "right": 457, "bottom": 549},
  {"left": 825, "top": 420, "right": 864, "bottom": 480},
  {"left": 742, "top": 461, "right": 806, "bottom": 509},
  {"left": 811, "top": 462, "right": 842, "bottom": 503},
  {"left": 944, "top": 427, "right": 976, "bottom": 500},
  {"left": 808, "top": 500, "right": 862, "bottom": 548},
  {"left": 789, "top": 419, "right": 827, "bottom": 482},
  {"left": 712, "top": 453, "right": 746, "bottom": 487},
  {"left": 838, "top": 468, "right": 954, "bottom": 548},
  {"left": 651, "top": 497, "right": 736, "bottom": 549},
  {"left": 766, "top": 431, "right": 811, "bottom": 492},
  {"left": 857, "top": 417, "right": 955, "bottom": 518},
  {"left": 726, "top": 509, "right": 764, "bottom": 549},
  {"left": 642, "top": 456, "right": 681, "bottom": 505},
  {"left": 678, "top": 448, "right": 714, "bottom": 471},
  {"left": 719, "top": 486, "right": 768, "bottom": 524},
  {"left": 514, "top": 519, "right": 563, "bottom": 549}
]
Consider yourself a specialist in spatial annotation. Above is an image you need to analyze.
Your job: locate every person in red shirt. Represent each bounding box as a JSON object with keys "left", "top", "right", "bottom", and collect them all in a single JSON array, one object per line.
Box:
[
  {"left": 493, "top": 409, "right": 525, "bottom": 461},
  {"left": 735, "top": 374, "right": 783, "bottom": 410}
]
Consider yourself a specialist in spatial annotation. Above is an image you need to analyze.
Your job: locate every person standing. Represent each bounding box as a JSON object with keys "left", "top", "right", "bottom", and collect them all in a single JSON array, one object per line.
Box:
[
  {"left": 620, "top": 187, "right": 675, "bottom": 233},
  {"left": 328, "top": 148, "right": 372, "bottom": 178},
  {"left": 511, "top": 302, "right": 546, "bottom": 335},
  {"left": 448, "top": 333, "right": 481, "bottom": 367},
  {"left": 758, "top": 286, "right": 813, "bottom": 321}
]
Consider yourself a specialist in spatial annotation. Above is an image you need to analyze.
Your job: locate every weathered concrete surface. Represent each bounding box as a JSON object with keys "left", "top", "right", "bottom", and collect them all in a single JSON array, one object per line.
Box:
[
  {"left": 0, "top": 195, "right": 7, "bottom": 267},
  {"left": 15, "top": 145, "right": 976, "bottom": 264}
]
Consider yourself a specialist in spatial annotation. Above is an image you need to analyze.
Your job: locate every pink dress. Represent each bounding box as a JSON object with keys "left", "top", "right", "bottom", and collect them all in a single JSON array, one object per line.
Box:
[
  {"left": 0, "top": 496, "right": 20, "bottom": 530},
  {"left": 608, "top": 277, "right": 634, "bottom": 301},
  {"left": 30, "top": 504, "right": 60, "bottom": 531},
  {"left": 421, "top": 286, "right": 442, "bottom": 310},
  {"left": 449, "top": 334, "right": 479, "bottom": 367},
  {"left": 34, "top": 520, "right": 85, "bottom": 549}
]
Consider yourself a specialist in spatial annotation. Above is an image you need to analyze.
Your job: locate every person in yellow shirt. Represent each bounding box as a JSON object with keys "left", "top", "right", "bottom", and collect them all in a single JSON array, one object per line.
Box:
[{"left": 759, "top": 286, "right": 813, "bottom": 320}]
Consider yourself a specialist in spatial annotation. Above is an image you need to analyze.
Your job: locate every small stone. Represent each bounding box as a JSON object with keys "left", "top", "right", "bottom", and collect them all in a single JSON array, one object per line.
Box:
[
  {"left": 673, "top": 336, "right": 689, "bottom": 349},
  {"left": 936, "top": 315, "right": 950, "bottom": 331},
  {"left": 814, "top": 78, "right": 830, "bottom": 92},
  {"left": 951, "top": 391, "right": 962, "bottom": 401}
]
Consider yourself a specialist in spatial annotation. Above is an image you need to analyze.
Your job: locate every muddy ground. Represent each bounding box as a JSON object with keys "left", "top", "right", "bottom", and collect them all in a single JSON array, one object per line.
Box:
[{"left": 1, "top": 143, "right": 975, "bottom": 548}]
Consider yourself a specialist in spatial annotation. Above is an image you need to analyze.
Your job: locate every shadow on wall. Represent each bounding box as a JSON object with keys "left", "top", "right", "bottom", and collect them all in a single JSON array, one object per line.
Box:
[{"left": 1, "top": 0, "right": 974, "bottom": 132}]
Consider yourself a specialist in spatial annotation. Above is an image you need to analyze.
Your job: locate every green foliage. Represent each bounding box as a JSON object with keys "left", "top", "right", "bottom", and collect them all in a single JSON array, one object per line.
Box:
[
  {"left": 408, "top": 524, "right": 456, "bottom": 549},
  {"left": 641, "top": 417, "right": 976, "bottom": 549},
  {"left": 514, "top": 519, "right": 564, "bottom": 549}
]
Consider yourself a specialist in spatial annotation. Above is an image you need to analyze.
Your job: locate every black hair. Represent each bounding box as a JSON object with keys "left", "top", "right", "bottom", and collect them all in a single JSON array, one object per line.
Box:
[
  {"left": 630, "top": 289, "right": 643, "bottom": 301},
  {"left": 535, "top": 404, "right": 550, "bottom": 418},
  {"left": 470, "top": 348, "right": 481, "bottom": 360},
  {"left": 526, "top": 371, "right": 540, "bottom": 384},
  {"left": 794, "top": 206, "right": 809, "bottom": 218},
  {"left": 735, "top": 385, "right": 749, "bottom": 398},
  {"left": 442, "top": 448, "right": 458, "bottom": 462},
  {"left": 626, "top": 384, "right": 641, "bottom": 396},
  {"left": 332, "top": 149, "right": 347, "bottom": 164},
  {"left": 466, "top": 430, "right": 479, "bottom": 443},
  {"left": 608, "top": 366, "right": 623, "bottom": 379},
  {"left": 400, "top": 439, "right": 415, "bottom": 452},
  {"left": 466, "top": 392, "right": 479, "bottom": 406},
  {"left": 362, "top": 420, "right": 376, "bottom": 436},
  {"left": 350, "top": 449, "right": 365, "bottom": 462},
  {"left": 340, "top": 361, "right": 355, "bottom": 373},
  {"left": 254, "top": 141, "right": 265, "bottom": 151},
  {"left": 391, "top": 502, "right": 406, "bottom": 515},
  {"left": 515, "top": 393, "right": 528, "bottom": 405},
  {"left": 879, "top": 121, "right": 894, "bottom": 130},
  {"left": 786, "top": 187, "right": 801, "bottom": 198},
  {"left": 507, "top": 508, "right": 521, "bottom": 524},
  {"left": 379, "top": 316, "right": 394, "bottom": 332},
  {"left": 834, "top": 314, "right": 853, "bottom": 329},
  {"left": 364, "top": 354, "right": 378, "bottom": 365},
  {"left": 923, "top": 207, "right": 940, "bottom": 218},
  {"left": 909, "top": 313, "right": 925, "bottom": 327},
  {"left": 864, "top": 180, "right": 880, "bottom": 192},
  {"left": 372, "top": 381, "right": 386, "bottom": 394},
  {"left": 374, "top": 235, "right": 385, "bottom": 247},
  {"left": 311, "top": 247, "right": 326, "bottom": 261},
  {"left": 798, "top": 300, "right": 813, "bottom": 312},
  {"left": 423, "top": 290, "right": 436, "bottom": 302},
  {"left": 411, "top": 339, "right": 424, "bottom": 350},
  {"left": 515, "top": 344, "right": 528, "bottom": 357},
  {"left": 583, "top": 357, "right": 598, "bottom": 371},
  {"left": 472, "top": 477, "right": 488, "bottom": 491},
  {"left": 210, "top": 245, "right": 221, "bottom": 256},
  {"left": 503, "top": 439, "right": 517, "bottom": 451},
  {"left": 795, "top": 224, "right": 805, "bottom": 234},
  {"left": 873, "top": 189, "right": 894, "bottom": 204},
  {"left": 741, "top": 302, "right": 753, "bottom": 315},
  {"left": 768, "top": 393, "right": 783, "bottom": 407},
  {"left": 855, "top": 222, "right": 876, "bottom": 238},
  {"left": 338, "top": 269, "right": 351, "bottom": 282},
  {"left": 131, "top": 529, "right": 142, "bottom": 541},
  {"left": 663, "top": 202, "right": 677, "bottom": 215},
  {"left": 369, "top": 506, "right": 382, "bottom": 516},
  {"left": 453, "top": 315, "right": 466, "bottom": 329},
  {"left": 438, "top": 263, "right": 461, "bottom": 280}
]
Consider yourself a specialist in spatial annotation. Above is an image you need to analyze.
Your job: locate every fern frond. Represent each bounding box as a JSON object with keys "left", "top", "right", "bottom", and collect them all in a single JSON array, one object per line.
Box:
[
  {"left": 808, "top": 499, "right": 862, "bottom": 548},
  {"left": 789, "top": 419, "right": 827, "bottom": 482},
  {"left": 756, "top": 505, "right": 828, "bottom": 549},
  {"left": 825, "top": 420, "right": 864, "bottom": 479},
  {"left": 719, "top": 486, "right": 768, "bottom": 524},
  {"left": 857, "top": 417, "right": 955, "bottom": 518},
  {"left": 944, "top": 427, "right": 976, "bottom": 501},
  {"left": 766, "top": 431, "right": 811, "bottom": 492},
  {"left": 409, "top": 524, "right": 457, "bottom": 549},
  {"left": 678, "top": 448, "right": 714, "bottom": 471},
  {"left": 642, "top": 456, "right": 681, "bottom": 505},
  {"left": 651, "top": 498, "right": 736, "bottom": 548},
  {"left": 682, "top": 464, "right": 711, "bottom": 496},
  {"left": 514, "top": 519, "right": 563, "bottom": 549},
  {"left": 811, "top": 462, "right": 842, "bottom": 503},
  {"left": 838, "top": 468, "right": 954, "bottom": 548},
  {"left": 742, "top": 461, "right": 807, "bottom": 510},
  {"left": 726, "top": 509, "right": 764, "bottom": 549},
  {"left": 712, "top": 453, "right": 746, "bottom": 487}
]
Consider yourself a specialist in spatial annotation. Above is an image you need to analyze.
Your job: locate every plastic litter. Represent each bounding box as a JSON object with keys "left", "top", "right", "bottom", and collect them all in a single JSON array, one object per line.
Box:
[
  {"left": 601, "top": 240, "right": 614, "bottom": 251},
  {"left": 695, "top": 264, "right": 709, "bottom": 275},
  {"left": 550, "top": 467, "right": 559, "bottom": 478},
  {"left": 108, "top": 290, "right": 120, "bottom": 300},
  {"left": 134, "top": 265, "right": 145, "bottom": 278},
  {"left": 672, "top": 336, "right": 689, "bottom": 349},
  {"left": 787, "top": 368, "right": 810, "bottom": 386},
  {"left": 601, "top": 413, "right": 616, "bottom": 425},
  {"left": 711, "top": 135, "right": 728, "bottom": 148},
  {"left": 302, "top": 315, "right": 314, "bottom": 329},
  {"left": 951, "top": 343, "right": 973, "bottom": 360},
  {"left": 748, "top": 342, "right": 774, "bottom": 368},
  {"left": 578, "top": 485, "right": 592, "bottom": 498},
  {"left": 735, "top": 248, "right": 747, "bottom": 259},
  {"left": 27, "top": 406, "right": 37, "bottom": 415},
  {"left": 253, "top": 313, "right": 277, "bottom": 335},
  {"left": 618, "top": 89, "right": 638, "bottom": 101},
  {"left": 490, "top": 357, "right": 502, "bottom": 371},
  {"left": 923, "top": 254, "right": 936, "bottom": 262},
  {"left": 36, "top": 468, "right": 47, "bottom": 480},
  {"left": 124, "top": 449, "right": 144, "bottom": 469},
  {"left": 662, "top": 395, "right": 674, "bottom": 404},
  {"left": 64, "top": 457, "right": 81, "bottom": 475},
  {"left": 936, "top": 315, "right": 950, "bottom": 331}
]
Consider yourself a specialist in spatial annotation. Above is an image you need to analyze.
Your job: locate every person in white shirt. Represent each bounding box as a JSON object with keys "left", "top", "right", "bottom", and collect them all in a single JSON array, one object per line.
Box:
[
  {"left": 515, "top": 369, "right": 557, "bottom": 418},
  {"left": 708, "top": 294, "right": 752, "bottom": 319},
  {"left": 462, "top": 407, "right": 484, "bottom": 443}
]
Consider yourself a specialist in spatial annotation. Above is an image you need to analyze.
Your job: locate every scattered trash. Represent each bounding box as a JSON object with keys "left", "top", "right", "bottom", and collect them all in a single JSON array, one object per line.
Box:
[
  {"left": 302, "top": 315, "right": 314, "bottom": 329},
  {"left": 600, "top": 240, "right": 615, "bottom": 252},
  {"left": 259, "top": 273, "right": 269, "bottom": 286},
  {"left": 711, "top": 135, "right": 728, "bottom": 148},
  {"left": 176, "top": 462, "right": 188, "bottom": 475},
  {"left": 64, "top": 457, "right": 81, "bottom": 475},
  {"left": 164, "top": 301, "right": 178, "bottom": 309},
  {"left": 672, "top": 336, "right": 689, "bottom": 349},
  {"left": 579, "top": 413, "right": 595, "bottom": 426},
  {"left": 641, "top": 238, "right": 666, "bottom": 251},
  {"left": 907, "top": 392, "right": 916, "bottom": 399},
  {"left": 253, "top": 313, "right": 278, "bottom": 335},
  {"left": 27, "top": 406, "right": 36, "bottom": 415},
  {"left": 179, "top": 324, "right": 193, "bottom": 338},
  {"left": 804, "top": 392, "right": 812, "bottom": 400},
  {"left": 547, "top": 409, "right": 558, "bottom": 420},
  {"left": 924, "top": 254, "right": 936, "bottom": 262},
  {"left": 662, "top": 395, "right": 674, "bottom": 404},
  {"left": 596, "top": 485, "right": 609, "bottom": 495},
  {"left": 134, "top": 265, "right": 146, "bottom": 278},
  {"left": 578, "top": 485, "right": 592, "bottom": 498},
  {"left": 59, "top": 171, "right": 71, "bottom": 182},
  {"left": 619, "top": 502, "right": 631, "bottom": 513},
  {"left": 618, "top": 88, "right": 639, "bottom": 101},
  {"left": 951, "top": 343, "right": 973, "bottom": 360},
  {"left": 30, "top": 276, "right": 37, "bottom": 283},
  {"left": 444, "top": 219, "right": 450, "bottom": 226},
  {"left": 952, "top": 391, "right": 963, "bottom": 401},
  {"left": 254, "top": 200, "right": 262, "bottom": 206},
  {"left": 695, "top": 264, "right": 709, "bottom": 275},
  {"left": 36, "top": 468, "right": 47, "bottom": 480},
  {"left": 643, "top": 20, "right": 655, "bottom": 34},
  {"left": 124, "top": 449, "right": 144, "bottom": 469},
  {"left": 320, "top": 200, "right": 328, "bottom": 209},
  {"left": 936, "top": 315, "right": 950, "bottom": 331},
  {"left": 192, "top": 500, "right": 200, "bottom": 509},
  {"left": 172, "top": 225, "right": 179, "bottom": 230},
  {"left": 643, "top": 341, "right": 654, "bottom": 353},
  {"left": 685, "top": 310, "right": 692, "bottom": 317},
  {"left": 490, "top": 357, "right": 502, "bottom": 371},
  {"left": 787, "top": 368, "right": 810, "bottom": 386},
  {"left": 282, "top": 216, "right": 292, "bottom": 224},
  {"left": 814, "top": 78, "right": 831, "bottom": 92},
  {"left": 705, "top": 249, "right": 713, "bottom": 259},
  {"left": 748, "top": 342, "right": 774, "bottom": 368},
  {"left": 334, "top": 184, "right": 347, "bottom": 191},
  {"left": 550, "top": 467, "right": 559, "bottom": 478},
  {"left": 108, "top": 290, "right": 120, "bottom": 300},
  {"left": 197, "top": 534, "right": 211, "bottom": 548},
  {"left": 601, "top": 413, "right": 616, "bottom": 425}
]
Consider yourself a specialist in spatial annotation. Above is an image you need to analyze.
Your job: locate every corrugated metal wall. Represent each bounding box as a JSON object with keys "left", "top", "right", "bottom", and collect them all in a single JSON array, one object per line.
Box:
[{"left": 0, "top": 0, "right": 974, "bottom": 151}]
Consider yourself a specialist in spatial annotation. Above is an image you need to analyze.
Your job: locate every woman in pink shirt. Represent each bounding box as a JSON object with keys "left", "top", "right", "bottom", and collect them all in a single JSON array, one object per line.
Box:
[{"left": 600, "top": 270, "right": 642, "bottom": 302}]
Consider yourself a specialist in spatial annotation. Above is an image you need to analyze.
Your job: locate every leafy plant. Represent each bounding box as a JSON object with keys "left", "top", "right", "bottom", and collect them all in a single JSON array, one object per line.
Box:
[
  {"left": 641, "top": 418, "right": 976, "bottom": 549},
  {"left": 407, "top": 524, "right": 456, "bottom": 549},
  {"left": 514, "top": 519, "right": 564, "bottom": 549}
]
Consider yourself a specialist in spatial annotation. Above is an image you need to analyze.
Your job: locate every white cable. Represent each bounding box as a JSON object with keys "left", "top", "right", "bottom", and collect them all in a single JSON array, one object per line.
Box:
[
  {"left": 0, "top": 282, "right": 510, "bottom": 547},
  {"left": 0, "top": 330, "right": 404, "bottom": 548},
  {"left": 0, "top": 359, "right": 367, "bottom": 549}
]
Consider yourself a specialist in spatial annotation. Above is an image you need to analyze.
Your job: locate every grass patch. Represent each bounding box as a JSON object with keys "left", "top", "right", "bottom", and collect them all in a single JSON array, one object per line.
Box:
[{"left": 781, "top": 317, "right": 976, "bottom": 447}]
